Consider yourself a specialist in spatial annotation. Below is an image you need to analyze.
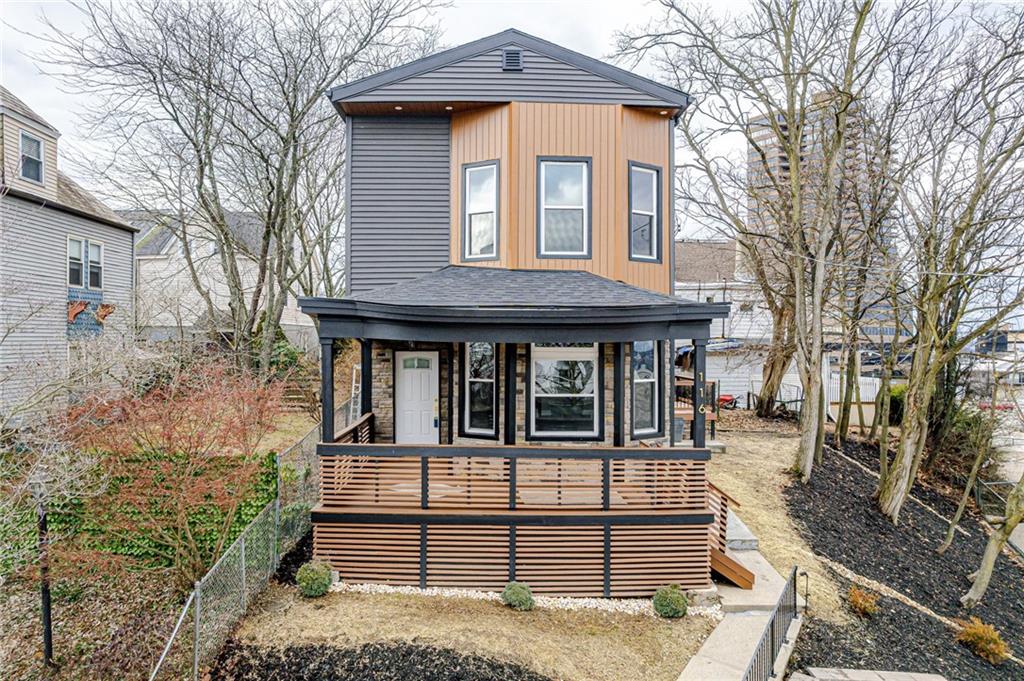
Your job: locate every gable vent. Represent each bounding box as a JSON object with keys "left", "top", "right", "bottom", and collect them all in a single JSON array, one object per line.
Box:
[{"left": 502, "top": 48, "right": 524, "bottom": 71}]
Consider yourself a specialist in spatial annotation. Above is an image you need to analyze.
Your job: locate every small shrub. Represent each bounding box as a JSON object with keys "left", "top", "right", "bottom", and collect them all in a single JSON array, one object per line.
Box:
[
  {"left": 501, "top": 581, "right": 534, "bottom": 611},
  {"left": 652, "top": 584, "right": 688, "bottom": 618},
  {"left": 956, "top": 617, "right": 1010, "bottom": 664},
  {"left": 295, "top": 560, "right": 332, "bottom": 598},
  {"left": 847, "top": 586, "right": 879, "bottom": 618},
  {"left": 888, "top": 384, "right": 907, "bottom": 425}
]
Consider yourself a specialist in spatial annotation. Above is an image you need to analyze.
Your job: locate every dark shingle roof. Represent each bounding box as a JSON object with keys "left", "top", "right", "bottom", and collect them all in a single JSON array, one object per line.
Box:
[
  {"left": 351, "top": 265, "right": 689, "bottom": 309},
  {"left": 120, "top": 210, "right": 262, "bottom": 256}
]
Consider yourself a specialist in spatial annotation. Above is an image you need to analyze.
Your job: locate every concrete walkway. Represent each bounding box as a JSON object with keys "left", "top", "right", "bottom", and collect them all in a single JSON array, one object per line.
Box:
[
  {"left": 791, "top": 670, "right": 946, "bottom": 680},
  {"left": 678, "top": 518, "right": 802, "bottom": 681}
]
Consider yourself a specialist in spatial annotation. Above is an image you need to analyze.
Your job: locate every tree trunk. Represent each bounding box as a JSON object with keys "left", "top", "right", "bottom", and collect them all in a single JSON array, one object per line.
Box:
[
  {"left": 938, "top": 440, "right": 990, "bottom": 553},
  {"left": 961, "top": 474, "right": 1023, "bottom": 607},
  {"left": 796, "top": 369, "right": 823, "bottom": 482},
  {"left": 838, "top": 347, "right": 856, "bottom": 445},
  {"left": 878, "top": 375, "right": 931, "bottom": 522},
  {"left": 756, "top": 308, "right": 795, "bottom": 417}
]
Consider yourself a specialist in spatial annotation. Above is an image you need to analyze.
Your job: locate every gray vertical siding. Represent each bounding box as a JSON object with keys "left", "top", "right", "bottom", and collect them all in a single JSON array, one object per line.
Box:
[
  {"left": 346, "top": 47, "right": 670, "bottom": 106},
  {"left": 348, "top": 116, "right": 451, "bottom": 293},
  {"left": 0, "top": 194, "right": 134, "bottom": 414}
]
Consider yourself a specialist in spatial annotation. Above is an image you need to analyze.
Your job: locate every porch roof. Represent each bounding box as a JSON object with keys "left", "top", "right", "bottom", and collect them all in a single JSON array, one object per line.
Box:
[{"left": 300, "top": 266, "right": 729, "bottom": 343}]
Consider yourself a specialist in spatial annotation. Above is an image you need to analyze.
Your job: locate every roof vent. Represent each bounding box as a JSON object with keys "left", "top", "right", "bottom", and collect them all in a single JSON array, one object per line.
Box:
[{"left": 502, "top": 48, "right": 524, "bottom": 71}]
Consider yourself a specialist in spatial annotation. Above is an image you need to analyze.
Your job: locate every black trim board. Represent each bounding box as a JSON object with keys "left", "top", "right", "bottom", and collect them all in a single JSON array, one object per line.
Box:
[
  {"left": 317, "top": 443, "right": 712, "bottom": 461},
  {"left": 326, "top": 29, "right": 692, "bottom": 109}
]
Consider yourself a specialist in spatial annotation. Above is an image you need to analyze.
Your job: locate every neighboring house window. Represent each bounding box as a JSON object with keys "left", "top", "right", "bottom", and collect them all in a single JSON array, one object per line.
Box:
[
  {"left": 89, "top": 242, "right": 103, "bottom": 289},
  {"left": 632, "top": 340, "right": 660, "bottom": 436},
  {"left": 538, "top": 158, "right": 590, "bottom": 257},
  {"left": 68, "top": 238, "right": 84, "bottom": 287},
  {"left": 20, "top": 132, "right": 43, "bottom": 183},
  {"left": 463, "top": 342, "right": 497, "bottom": 437},
  {"left": 530, "top": 343, "right": 599, "bottom": 438},
  {"left": 629, "top": 164, "right": 659, "bottom": 260},
  {"left": 463, "top": 162, "right": 498, "bottom": 260}
]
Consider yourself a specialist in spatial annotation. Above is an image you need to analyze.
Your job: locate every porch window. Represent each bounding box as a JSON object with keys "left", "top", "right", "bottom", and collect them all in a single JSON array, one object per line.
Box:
[
  {"left": 530, "top": 343, "right": 599, "bottom": 438},
  {"left": 463, "top": 162, "right": 498, "bottom": 260},
  {"left": 463, "top": 342, "right": 497, "bottom": 437},
  {"left": 538, "top": 159, "right": 590, "bottom": 257},
  {"left": 632, "top": 340, "right": 660, "bottom": 435},
  {"left": 20, "top": 132, "right": 43, "bottom": 183},
  {"left": 629, "top": 164, "right": 659, "bottom": 260},
  {"left": 68, "top": 238, "right": 84, "bottom": 287}
]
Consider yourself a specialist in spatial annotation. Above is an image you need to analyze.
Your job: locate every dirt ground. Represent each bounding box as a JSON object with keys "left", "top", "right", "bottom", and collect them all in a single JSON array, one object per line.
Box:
[
  {"left": 709, "top": 430, "right": 849, "bottom": 624},
  {"left": 232, "top": 584, "right": 715, "bottom": 681}
]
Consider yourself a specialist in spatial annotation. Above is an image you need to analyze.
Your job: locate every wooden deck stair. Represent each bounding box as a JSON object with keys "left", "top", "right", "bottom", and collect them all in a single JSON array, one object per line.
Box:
[{"left": 710, "top": 548, "right": 755, "bottom": 590}]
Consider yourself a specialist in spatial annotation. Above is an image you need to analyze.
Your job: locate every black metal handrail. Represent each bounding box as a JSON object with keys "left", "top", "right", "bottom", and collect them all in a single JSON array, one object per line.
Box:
[{"left": 741, "top": 566, "right": 802, "bottom": 681}]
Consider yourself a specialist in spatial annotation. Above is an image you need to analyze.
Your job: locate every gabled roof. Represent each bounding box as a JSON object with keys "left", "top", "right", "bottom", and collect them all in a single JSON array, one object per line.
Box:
[
  {"left": 121, "top": 209, "right": 264, "bottom": 257},
  {"left": 327, "top": 28, "right": 691, "bottom": 111},
  {"left": 0, "top": 85, "right": 59, "bottom": 135}
]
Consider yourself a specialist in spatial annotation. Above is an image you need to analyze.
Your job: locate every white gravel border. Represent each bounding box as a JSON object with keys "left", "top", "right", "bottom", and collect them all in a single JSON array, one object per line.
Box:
[{"left": 330, "top": 581, "right": 723, "bottom": 620}]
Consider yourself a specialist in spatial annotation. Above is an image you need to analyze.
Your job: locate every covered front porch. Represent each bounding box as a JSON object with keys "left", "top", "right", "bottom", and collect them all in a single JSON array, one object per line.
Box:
[{"left": 300, "top": 266, "right": 746, "bottom": 596}]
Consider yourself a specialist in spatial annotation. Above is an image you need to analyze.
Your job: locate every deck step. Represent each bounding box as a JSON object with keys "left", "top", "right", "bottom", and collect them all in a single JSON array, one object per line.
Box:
[{"left": 711, "top": 548, "right": 755, "bottom": 590}]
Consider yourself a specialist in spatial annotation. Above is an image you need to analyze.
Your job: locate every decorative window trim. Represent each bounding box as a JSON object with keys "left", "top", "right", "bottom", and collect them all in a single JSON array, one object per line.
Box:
[
  {"left": 536, "top": 156, "right": 592, "bottom": 259},
  {"left": 459, "top": 342, "right": 500, "bottom": 440},
  {"left": 461, "top": 160, "right": 500, "bottom": 262},
  {"left": 630, "top": 340, "right": 664, "bottom": 439},
  {"left": 627, "top": 161, "right": 662, "bottom": 263},
  {"left": 67, "top": 237, "right": 84, "bottom": 288},
  {"left": 525, "top": 342, "right": 604, "bottom": 441},
  {"left": 19, "top": 131, "right": 44, "bottom": 185}
]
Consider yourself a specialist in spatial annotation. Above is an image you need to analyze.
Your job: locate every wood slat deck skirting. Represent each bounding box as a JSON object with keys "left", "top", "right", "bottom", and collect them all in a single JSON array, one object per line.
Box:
[{"left": 312, "top": 437, "right": 720, "bottom": 596}]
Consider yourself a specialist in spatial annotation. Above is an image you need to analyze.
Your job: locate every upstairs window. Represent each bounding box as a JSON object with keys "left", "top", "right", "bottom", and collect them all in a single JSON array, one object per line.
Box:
[
  {"left": 463, "top": 342, "right": 497, "bottom": 437},
  {"left": 89, "top": 242, "right": 104, "bottom": 289},
  {"left": 68, "top": 238, "right": 84, "bottom": 287},
  {"left": 632, "top": 340, "right": 660, "bottom": 436},
  {"left": 629, "top": 163, "right": 659, "bottom": 261},
  {"left": 530, "top": 343, "right": 600, "bottom": 438},
  {"left": 463, "top": 162, "right": 498, "bottom": 260},
  {"left": 538, "top": 159, "right": 590, "bottom": 257},
  {"left": 20, "top": 132, "right": 43, "bottom": 183}
]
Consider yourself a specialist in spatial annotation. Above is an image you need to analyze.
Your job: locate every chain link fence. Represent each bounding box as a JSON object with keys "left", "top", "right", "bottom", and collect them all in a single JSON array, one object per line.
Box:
[{"left": 149, "top": 400, "right": 351, "bottom": 681}]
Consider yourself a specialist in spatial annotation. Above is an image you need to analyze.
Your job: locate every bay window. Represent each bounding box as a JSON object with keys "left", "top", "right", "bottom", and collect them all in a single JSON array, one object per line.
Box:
[
  {"left": 632, "top": 340, "right": 660, "bottom": 436},
  {"left": 463, "top": 342, "right": 497, "bottom": 437},
  {"left": 538, "top": 158, "right": 590, "bottom": 257},
  {"left": 529, "top": 343, "right": 600, "bottom": 438},
  {"left": 463, "top": 162, "right": 498, "bottom": 260}
]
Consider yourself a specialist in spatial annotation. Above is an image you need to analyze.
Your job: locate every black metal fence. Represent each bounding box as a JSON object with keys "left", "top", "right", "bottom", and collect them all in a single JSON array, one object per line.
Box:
[{"left": 741, "top": 566, "right": 802, "bottom": 681}]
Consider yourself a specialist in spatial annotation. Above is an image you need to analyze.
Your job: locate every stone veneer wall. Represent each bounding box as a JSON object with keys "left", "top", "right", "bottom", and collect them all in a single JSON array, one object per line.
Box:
[{"left": 370, "top": 340, "right": 452, "bottom": 444}]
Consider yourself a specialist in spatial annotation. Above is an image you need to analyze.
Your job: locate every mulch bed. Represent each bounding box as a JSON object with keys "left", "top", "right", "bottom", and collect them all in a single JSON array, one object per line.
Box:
[
  {"left": 274, "top": 531, "right": 313, "bottom": 586},
  {"left": 785, "top": 436, "right": 1024, "bottom": 679},
  {"left": 209, "top": 640, "right": 552, "bottom": 681}
]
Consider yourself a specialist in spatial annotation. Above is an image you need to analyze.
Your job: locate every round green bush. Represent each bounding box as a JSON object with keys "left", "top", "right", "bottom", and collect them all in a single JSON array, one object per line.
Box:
[
  {"left": 501, "top": 581, "right": 534, "bottom": 611},
  {"left": 295, "top": 560, "right": 332, "bottom": 598},
  {"left": 652, "top": 584, "right": 688, "bottom": 618}
]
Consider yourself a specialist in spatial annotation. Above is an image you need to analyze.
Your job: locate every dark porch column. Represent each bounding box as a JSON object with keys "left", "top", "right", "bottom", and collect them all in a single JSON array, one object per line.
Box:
[
  {"left": 320, "top": 338, "right": 334, "bottom": 442},
  {"left": 613, "top": 342, "right": 625, "bottom": 447},
  {"left": 692, "top": 338, "right": 707, "bottom": 448},
  {"left": 668, "top": 339, "right": 676, "bottom": 447},
  {"left": 504, "top": 343, "right": 517, "bottom": 445},
  {"left": 360, "top": 339, "right": 373, "bottom": 418}
]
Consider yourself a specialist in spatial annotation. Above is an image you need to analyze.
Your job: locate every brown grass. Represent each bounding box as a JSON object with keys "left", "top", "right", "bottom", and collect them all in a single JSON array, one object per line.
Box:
[
  {"left": 955, "top": 616, "right": 1011, "bottom": 665},
  {"left": 260, "top": 412, "right": 316, "bottom": 453},
  {"left": 847, "top": 586, "right": 880, "bottom": 618},
  {"left": 708, "top": 431, "right": 848, "bottom": 624},
  {"left": 235, "top": 584, "right": 716, "bottom": 681}
]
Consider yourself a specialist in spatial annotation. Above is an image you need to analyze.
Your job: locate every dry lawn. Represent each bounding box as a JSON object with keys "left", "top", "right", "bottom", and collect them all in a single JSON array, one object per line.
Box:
[
  {"left": 261, "top": 412, "right": 316, "bottom": 453},
  {"left": 235, "top": 584, "right": 715, "bottom": 681},
  {"left": 709, "top": 431, "right": 849, "bottom": 624}
]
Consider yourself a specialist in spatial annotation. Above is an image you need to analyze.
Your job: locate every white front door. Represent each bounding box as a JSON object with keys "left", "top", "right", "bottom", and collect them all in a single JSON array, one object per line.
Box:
[{"left": 395, "top": 351, "right": 440, "bottom": 444}]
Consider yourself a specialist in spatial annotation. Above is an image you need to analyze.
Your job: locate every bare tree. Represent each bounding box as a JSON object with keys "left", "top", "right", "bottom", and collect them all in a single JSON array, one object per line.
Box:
[
  {"left": 35, "top": 0, "right": 441, "bottom": 370},
  {"left": 617, "top": 0, "right": 910, "bottom": 479}
]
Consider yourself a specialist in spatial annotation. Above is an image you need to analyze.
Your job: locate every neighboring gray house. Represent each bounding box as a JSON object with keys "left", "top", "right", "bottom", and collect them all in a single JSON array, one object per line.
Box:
[
  {"left": 126, "top": 210, "right": 316, "bottom": 351},
  {"left": 0, "top": 86, "right": 136, "bottom": 420}
]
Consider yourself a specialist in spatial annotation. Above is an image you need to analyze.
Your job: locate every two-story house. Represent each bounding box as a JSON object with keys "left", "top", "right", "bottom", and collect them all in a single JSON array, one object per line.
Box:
[
  {"left": 299, "top": 30, "right": 748, "bottom": 597},
  {"left": 0, "top": 86, "right": 136, "bottom": 422}
]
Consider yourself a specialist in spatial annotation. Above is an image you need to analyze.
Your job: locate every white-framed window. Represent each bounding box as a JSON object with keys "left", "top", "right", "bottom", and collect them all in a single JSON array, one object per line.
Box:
[
  {"left": 463, "top": 342, "right": 497, "bottom": 436},
  {"left": 68, "top": 238, "right": 84, "bottom": 287},
  {"left": 629, "top": 164, "right": 659, "bottom": 260},
  {"left": 88, "top": 241, "right": 104, "bottom": 289},
  {"left": 20, "top": 132, "right": 44, "bottom": 183},
  {"left": 632, "top": 340, "right": 660, "bottom": 435},
  {"left": 530, "top": 343, "right": 599, "bottom": 438},
  {"left": 539, "top": 159, "right": 589, "bottom": 257},
  {"left": 463, "top": 162, "right": 498, "bottom": 260}
]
